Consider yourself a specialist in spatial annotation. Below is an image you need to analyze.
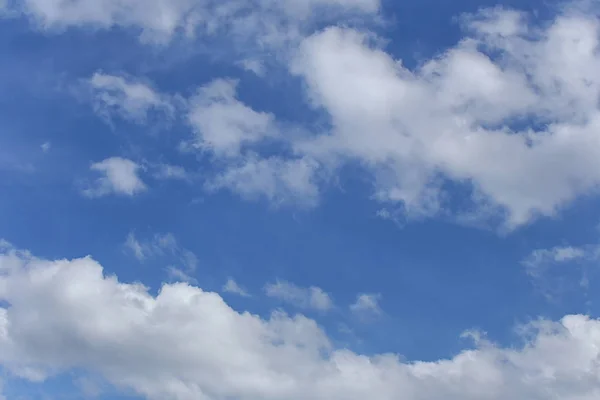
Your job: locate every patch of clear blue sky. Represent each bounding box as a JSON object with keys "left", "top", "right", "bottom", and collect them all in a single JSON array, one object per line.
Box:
[{"left": 0, "top": 0, "right": 597, "bottom": 375}]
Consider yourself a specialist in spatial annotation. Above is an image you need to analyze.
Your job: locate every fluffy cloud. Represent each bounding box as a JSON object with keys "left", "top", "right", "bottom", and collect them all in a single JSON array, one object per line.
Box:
[
  {"left": 86, "top": 72, "right": 321, "bottom": 206},
  {"left": 46, "top": 3, "right": 600, "bottom": 229},
  {"left": 290, "top": 6, "right": 600, "bottom": 228},
  {"left": 1, "top": 244, "right": 600, "bottom": 400},
  {"left": 265, "top": 280, "right": 334, "bottom": 312},
  {"left": 185, "top": 78, "right": 321, "bottom": 205},
  {"left": 187, "top": 79, "right": 276, "bottom": 157},
  {"left": 83, "top": 157, "right": 146, "bottom": 197},
  {"left": 84, "top": 4, "right": 600, "bottom": 229}
]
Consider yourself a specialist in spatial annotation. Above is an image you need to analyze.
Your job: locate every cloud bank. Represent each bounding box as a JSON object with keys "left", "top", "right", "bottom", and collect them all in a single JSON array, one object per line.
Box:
[{"left": 0, "top": 243, "right": 599, "bottom": 400}]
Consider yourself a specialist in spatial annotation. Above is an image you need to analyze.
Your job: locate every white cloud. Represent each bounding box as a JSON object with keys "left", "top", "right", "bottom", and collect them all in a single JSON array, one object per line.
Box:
[
  {"left": 83, "top": 157, "right": 146, "bottom": 197},
  {"left": 522, "top": 243, "right": 600, "bottom": 299},
  {"left": 1, "top": 244, "right": 600, "bottom": 400},
  {"left": 31, "top": 2, "right": 600, "bottom": 230},
  {"left": 85, "top": 74, "right": 321, "bottom": 207},
  {"left": 290, "top": 6, "right": 600, "bottom": 228},
  {"left": 124, "top": 232, "right": 147, "bottom": 261},
  {"left": 40, "top": 142, "right": 51, "bottom": 153},
  {"left": 153, "top": 232, "right": 179, "bottom": 253},
  {"left": 7, "top": 0, "right": 202, "bottom": 42},
  {"left": 238, "top": 59, "right": 265, "bottom": 76},
  {"left": 187, "top": 79, "right": 276, "bottom": 157},
  {"left": 223, "top": 278, "right": 250, "bottom": 297},
  {"left": 152, "top": 163, "right": 189, "bottom": 181},
  {"left": 524, "top": 246, "right": 590, "bottom": 271},
  {"left": 4, "top": 0, "right": 380, "bottom": 44},
  {"left": 89, "top": 73, "right": 173, "bottom": 123},
  {"left": 166, "top": 266, "right": 197, "bottom": 285},
  {"left": 124, "top": 232, "right": 198, "bottom": 283},
  {"left": 349, "top": 293, "right": 381, "bottom": 318},
  {"left": 184, "top": 78, "right": 321, "bottom": 206},
  {"left": 265, "top": 280, "right": 334, "bottom": 312},
  {"left": 209, "top": 156, "right": 320, "bottom": 207}
]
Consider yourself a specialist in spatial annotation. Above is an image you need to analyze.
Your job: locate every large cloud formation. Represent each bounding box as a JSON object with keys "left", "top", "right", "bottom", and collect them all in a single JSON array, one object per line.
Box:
[
  {"left": 72, "top": 2, "right": 600, "bottom": 229},
  {"left": 1, "top": 243, "right": 600, "bottom": 400},
  {"left": 291, "top": 6, "right": 600, "bottom": 227}
]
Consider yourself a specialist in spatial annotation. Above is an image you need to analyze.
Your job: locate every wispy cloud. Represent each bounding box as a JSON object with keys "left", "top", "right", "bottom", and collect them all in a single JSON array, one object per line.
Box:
[
  {"left": 522, "top": 244, "right": 600, "bottom": 300},
  {"left": 265, "top": 280, "right": 333, "bottom": 312},
  {"left": 152, "top": 163, "right": 189, "bottom": 181},
  {"left": 88, "top": 73, "right": 174, "bottom": 123},
  {"left": 166, "top": 266, "right": 198, "bottom": 285},
  {"left": 124, "top": 232, "right": 146, "bottom": 261},
  {"left": 124, "top": 232, "right": 198, "bottom": 282},
  {"left": 223, "top": 278, "right": 251, "bottom": 297}
]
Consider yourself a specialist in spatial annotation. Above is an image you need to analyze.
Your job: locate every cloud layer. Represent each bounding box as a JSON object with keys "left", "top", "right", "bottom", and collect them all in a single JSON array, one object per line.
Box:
[
  {"left": 3, "top": 2, "right": 600, "bottom": 398},
  {"left": 0, "top": 244, "right": 599, "bottom": 400},
  {"left": 78, "top": 3, "right": 600, "bottom": 229},
  {"left": 4, "top": 0, "right": 380, "bottom": 44}
]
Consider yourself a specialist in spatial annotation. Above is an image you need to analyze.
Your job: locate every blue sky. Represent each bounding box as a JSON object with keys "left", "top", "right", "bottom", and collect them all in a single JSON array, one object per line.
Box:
[{"left": 1, "top": 0, "right": 600, "bottom": 399}]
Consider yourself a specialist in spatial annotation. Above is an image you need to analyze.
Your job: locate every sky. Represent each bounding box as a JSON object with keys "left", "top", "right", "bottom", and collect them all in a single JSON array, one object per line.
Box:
[{"left": 1, "top": 0, "right": 600, "bottom": 399}]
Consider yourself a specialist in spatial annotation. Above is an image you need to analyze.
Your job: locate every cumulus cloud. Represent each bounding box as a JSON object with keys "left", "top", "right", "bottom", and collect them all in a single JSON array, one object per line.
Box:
[
  {"left": 184, "top": 78, "right": 321, "bottom": 206},
  {"left": 86, "top": 73, "right": 321, "bottom": 207},
  {"left": 83, "top": 157, "right": 146, "bottom": 197},
  {"left": 223, "top": 278, "right": 250, "bottom": 297},
  {"left": 290, "top": 6, "right": 600, "bottom": 228},
  {"left": 265, "top": 280, "right": 334, "bottom": 312},
  {"left": 1, "top": 244, "right": 600, "bottom": 400},
  {"left": 80, "top": 4, "right": 600, "bottom": 229},
  {"left": 40, "top": 2, "right": 600, "bottom": 229},
  {"left": 187, "top": 79, "right": 276, "bottom": 157}
]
